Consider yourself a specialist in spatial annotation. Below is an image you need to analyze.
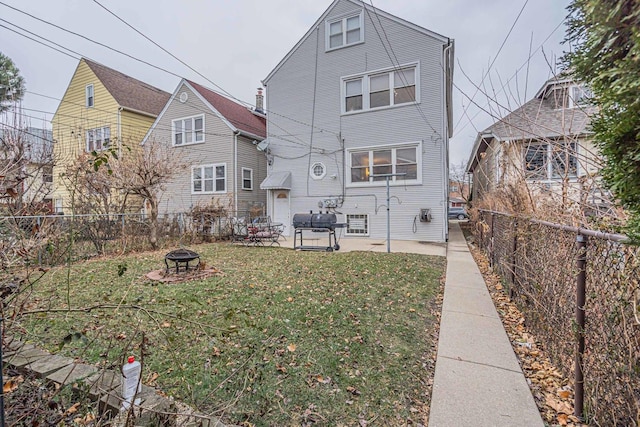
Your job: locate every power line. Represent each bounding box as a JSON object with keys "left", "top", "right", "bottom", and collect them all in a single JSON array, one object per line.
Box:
[
  {"left": 452, "top": 0, "right": 529, "bottom": 132},
  {"left": 454, "top": 18, "right": 566, "bottom": 136},
  {"left": 365, "top": 1, "right": 443, "bottom": 141}
]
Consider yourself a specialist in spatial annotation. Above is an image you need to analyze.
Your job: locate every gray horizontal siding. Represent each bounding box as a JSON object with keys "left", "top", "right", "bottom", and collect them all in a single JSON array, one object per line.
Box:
[{"left": 265, "top": 0, "right": 449, "bottom": 242}]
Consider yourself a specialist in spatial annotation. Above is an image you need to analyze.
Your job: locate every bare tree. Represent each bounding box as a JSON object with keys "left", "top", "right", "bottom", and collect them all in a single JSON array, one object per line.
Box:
[
  {"left": 112, "top": 140, "right": 186, "bottom": 249},
  {"left": 449, "top": 161, "right": 471, "bottom": 203}
]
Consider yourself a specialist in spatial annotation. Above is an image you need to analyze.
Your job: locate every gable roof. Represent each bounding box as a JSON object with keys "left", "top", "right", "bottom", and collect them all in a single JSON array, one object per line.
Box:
[
  {"left": 467, "top": 76, "right": 596, "bottom": 172},
  {"left": 263, "top": 0, "right": 449, "bottom": 85},
  {"left": 83, "top": 58, "right": 170, "bottom": 116},
  {"left": 187, "top": 80, "right": 266, "bottom": 139}
]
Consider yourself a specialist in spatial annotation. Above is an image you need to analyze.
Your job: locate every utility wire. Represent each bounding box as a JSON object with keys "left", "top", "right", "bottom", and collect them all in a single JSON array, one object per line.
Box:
[{"left": 452, "top": 0, "right": 529, "bottom": 132}]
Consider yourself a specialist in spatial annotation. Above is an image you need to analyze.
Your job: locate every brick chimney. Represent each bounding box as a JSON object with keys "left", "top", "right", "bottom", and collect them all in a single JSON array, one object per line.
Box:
[{"left": 255, "top": 88, "right": 264, "bottom": 114}]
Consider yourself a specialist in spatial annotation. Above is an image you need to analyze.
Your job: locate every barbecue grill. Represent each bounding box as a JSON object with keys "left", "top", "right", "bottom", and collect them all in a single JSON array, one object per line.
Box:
[{"left": 293, "top": 212, "right": 345, "bottom": 251}]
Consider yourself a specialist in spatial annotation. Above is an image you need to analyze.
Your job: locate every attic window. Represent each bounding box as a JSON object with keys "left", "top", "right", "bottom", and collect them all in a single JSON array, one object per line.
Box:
[
  {"left": 86, "top": 84, "right": 94, "bottom": 107},
  {"left": 569, "top": 85, "right": 592, "bottom": 108},
  {"left": 326, "top": 11, "right": 363, "bottom": 51}
]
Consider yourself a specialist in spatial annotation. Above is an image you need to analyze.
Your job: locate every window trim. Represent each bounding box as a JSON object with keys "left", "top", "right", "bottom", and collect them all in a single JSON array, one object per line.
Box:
[
  {"left": 310, "top": 162, "right": 327, "bottom": 180},
  {"left": 568, "top": 84, "right": 592, "bottom": 108},
  {"left": 85, "top": 126, "right": 111, "bottom": 153},
  {"left": 524, "top": 141, "right": 579, "bottom": 181},
  {"left": 325, "top": 10, "right": 364, "bottom": 51},
  {"left": 241, "top": 167, "right": 253, "bottom": 191},
  {"left": 172, "top": 114, "right": 205, "bottom": 147},
  {"left": 85, "top": 84, "right": 94, "bottom": 108},
  {"left": 341, "top": 62, "right": 420, "bottom": 115},
  {"left": 345, "top": 141, "right": 422, "bottom": 188},
  {"left": 191, "top": 163, "right": 227, "bottom": 195},
  {"left": 345, "top": 213, "right": 369, "bottom": 236}
]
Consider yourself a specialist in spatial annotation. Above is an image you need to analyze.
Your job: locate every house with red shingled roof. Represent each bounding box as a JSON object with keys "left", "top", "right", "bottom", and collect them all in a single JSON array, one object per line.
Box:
[{"left": 143, "top": 79, "right": 267, "bottom": 215}]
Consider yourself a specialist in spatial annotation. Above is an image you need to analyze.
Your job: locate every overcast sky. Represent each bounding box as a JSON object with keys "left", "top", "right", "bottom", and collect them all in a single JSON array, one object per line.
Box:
[{"left": 1, "top": 0, "right": 570, "bottom": 167}]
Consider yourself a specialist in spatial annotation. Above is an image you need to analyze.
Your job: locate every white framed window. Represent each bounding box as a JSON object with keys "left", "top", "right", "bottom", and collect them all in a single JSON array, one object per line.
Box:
[
  {"left": 346, "top": 214, "right": 369, "bottom": 236},
  {"left": 310, "top": 162, "right": 326, "bottom": 180},
  {"left": 43, "top": 165, "right": 53, "bottom": 183},
  {"left": 86, "top": 126, "right": 110, "bottom": 152},
  {"left": 346, "top": 142, "right": 421, "bottom": 187},
  {"left": 524, "top": 141, "right": 578, "bottom": 180},
  {"left": 326, "top": 11, "right": 363, "bottom": 51},
  {"left": 173, "top": 115, "right": 204, "bottom": 146},
  {"left": 341, "top": 64, "right": 418, "bottom": 114},
  {"left": 192, "top": 164, "right": 226, "bottom": 194},
  {"left": 569, "top": 84, "right": 592, "bottom": 108},
  {"left": 85, "top": 84, "right": 94, "bottom": 107},
  {"left": 242, "top": 167, "right": 253, "bottom": 190},
  {"left": 54, "top": 198, "right": 63, "bottom": 214}
]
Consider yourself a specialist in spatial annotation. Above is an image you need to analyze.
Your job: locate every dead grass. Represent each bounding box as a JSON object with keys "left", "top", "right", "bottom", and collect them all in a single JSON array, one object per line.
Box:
[{"left": 7, "top": 242, "right": 445, "bottom": 426}]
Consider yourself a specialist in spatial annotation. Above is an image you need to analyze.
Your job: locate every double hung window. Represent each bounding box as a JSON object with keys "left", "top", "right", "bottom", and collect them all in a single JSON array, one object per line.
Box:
[
  {"left": 86, "top": 126, "right": 110, "bottom": 152},
  {"left": 342, "top": 65, "right": 418, "bottom": 113},
  {"left": 192, "top": 164, "right": 226, "bottom": 194},
  {"left": 173, "top": 115, "right": 204, "bottom": 146},
  {"left": 327, "top": 12, "right": 363, "bottom": 50}
]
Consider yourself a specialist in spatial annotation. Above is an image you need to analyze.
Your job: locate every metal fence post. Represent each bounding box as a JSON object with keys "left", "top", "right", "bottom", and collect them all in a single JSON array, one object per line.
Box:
[
  {"left": 575, "top": 233, "right": 587, "bottom": 420},
  {"left": 510, "top": 219, "right": 518, "bottom": 299},
  {"left": 489, "top": 212, "right": 495, "bottom": 267}
]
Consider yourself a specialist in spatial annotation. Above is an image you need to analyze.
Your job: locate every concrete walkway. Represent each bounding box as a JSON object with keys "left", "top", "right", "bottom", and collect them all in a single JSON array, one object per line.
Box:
[{"left": 429, "top": 222, "right": 543, "bottom": 426}]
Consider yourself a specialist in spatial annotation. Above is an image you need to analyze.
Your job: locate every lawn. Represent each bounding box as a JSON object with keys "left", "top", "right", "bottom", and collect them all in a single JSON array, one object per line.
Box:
[{"left": 12, "top": 243, "right": 445, "bottom": 426}]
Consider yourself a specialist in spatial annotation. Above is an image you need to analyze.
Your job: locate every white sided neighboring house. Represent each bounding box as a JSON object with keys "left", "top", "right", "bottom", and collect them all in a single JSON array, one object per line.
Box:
[
  {"left": 143, "top": 79, "right": 267, "bottom": 216},
  {"left": 466, "top": 76, "right": 607, "bottom": 214},
  {"left": 261, "top": 0, "right": 454, "bottom": 242}
]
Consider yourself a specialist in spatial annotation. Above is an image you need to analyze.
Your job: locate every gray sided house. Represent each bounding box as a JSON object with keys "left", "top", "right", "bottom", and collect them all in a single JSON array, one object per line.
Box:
[
  {"left": 261, "top": 0, "right": 454, "bottom": 242},
  {"left": 143, "top": 79, "right": 267, "bottom": 215},
  {"left": 466, "top": 76, "right": 604, "bottom": 210}
]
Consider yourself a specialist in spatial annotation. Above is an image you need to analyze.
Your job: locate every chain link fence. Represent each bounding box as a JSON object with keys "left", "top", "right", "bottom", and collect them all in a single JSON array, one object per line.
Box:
[
  {"left": 0, "top": 209, "right": 266, "bottom": 270},
  {"left": 475, "top": 210, "right": 640, "bottom": 426}
]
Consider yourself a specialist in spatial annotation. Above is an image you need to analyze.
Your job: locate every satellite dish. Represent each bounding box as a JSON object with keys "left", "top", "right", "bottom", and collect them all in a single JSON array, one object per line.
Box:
[{"left": 256, "top": 139, "right": 270, "bottom": 152}]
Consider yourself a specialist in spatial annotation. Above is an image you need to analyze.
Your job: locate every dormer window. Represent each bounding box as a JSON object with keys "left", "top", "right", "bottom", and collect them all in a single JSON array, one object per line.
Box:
[
  {"left": 326, "top": 12, "right": 363, "bottom": 51},
  {"left": 569, "top": 84, "right": 592, "bottom": 108}
]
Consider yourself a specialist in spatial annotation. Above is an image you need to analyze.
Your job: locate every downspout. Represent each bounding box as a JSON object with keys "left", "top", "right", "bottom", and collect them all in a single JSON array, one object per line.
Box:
[
  {"left": 117, "top": 107, "right": 123, "bottom": 158},
  {"left": 442, "top": 39, "right": 454, "bottom": 242},
  {"left": 234, "top": 131, "right": 239, "bottom": 215}
]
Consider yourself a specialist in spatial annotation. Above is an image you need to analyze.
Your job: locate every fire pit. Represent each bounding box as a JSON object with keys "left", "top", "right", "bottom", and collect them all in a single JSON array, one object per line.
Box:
[{"left": 164, "top": 248, "right": 200, "bottom": 273}]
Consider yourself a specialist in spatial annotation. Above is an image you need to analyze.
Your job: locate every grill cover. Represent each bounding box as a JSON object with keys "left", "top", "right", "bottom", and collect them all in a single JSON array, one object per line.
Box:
[{"left": 293, "top": 213, "right": 337, "bottom": 229}]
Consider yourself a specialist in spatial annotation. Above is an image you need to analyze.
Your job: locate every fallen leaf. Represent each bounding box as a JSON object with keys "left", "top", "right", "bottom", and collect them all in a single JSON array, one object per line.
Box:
[
  {"left": 3, "top": 376, "right": 22, "bottom": 394},
  {"left": 287, "top": 344, "right": 296, "bottom": 352},
  {"left": 557, "top": 413, "right": 569, "bottom": 426},
  {"left": 558, "top": 389, "right": 571, "bottom": 399},
  {"left": 65, "top": 402, "right": 81, "bottom": 415}
]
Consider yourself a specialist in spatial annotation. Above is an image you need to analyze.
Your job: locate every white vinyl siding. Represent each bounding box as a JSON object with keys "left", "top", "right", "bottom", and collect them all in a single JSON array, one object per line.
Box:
[
  {"left": 192, "top": 163, "right": 226, "bottom": 194},
  {"left": 86, "top": 126, "right": 110, "bottom": 152},
  {"left": 173, "top": 115, "right": 204, "bottom": 146},
  {"left": 341, "top": 64, "right": 418, "bottom": 114},
  {"left": 326, "top": 11, "right": 363, "bottom": 51},
  {"left": 347, "top": 142, "right": 421, "bottom": 187}
]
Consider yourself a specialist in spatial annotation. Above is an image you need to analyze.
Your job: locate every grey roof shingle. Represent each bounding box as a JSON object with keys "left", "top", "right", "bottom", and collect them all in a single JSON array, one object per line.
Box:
[{"left": 84, "top": 59, "right": 170, "bottom": 116}]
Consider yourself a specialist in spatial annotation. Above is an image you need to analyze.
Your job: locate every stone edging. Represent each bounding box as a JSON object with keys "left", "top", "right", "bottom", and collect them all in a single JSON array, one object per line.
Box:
[{"left": 3, "top": 337, "right": 231, "bottom": 426}]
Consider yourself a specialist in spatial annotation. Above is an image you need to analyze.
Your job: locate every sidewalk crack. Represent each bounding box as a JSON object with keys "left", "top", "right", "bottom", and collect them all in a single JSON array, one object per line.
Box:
[{"left": 440, "top": 355, "right": 522, "bottom": 374}]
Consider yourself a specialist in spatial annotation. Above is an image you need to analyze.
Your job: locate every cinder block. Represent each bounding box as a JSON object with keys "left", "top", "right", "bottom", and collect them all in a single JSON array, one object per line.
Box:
[
  {"left": 5, "top": 347, "right": 50, "bottom": 368},
  {"left": 26, "top": 354, "right": 74, "bottom": 378},
  {"left": 86, "top": 370, "right": 121, "bottom": 400},
  {"left": 47, "top": 363, "right": 98, "bottom": 385}
]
